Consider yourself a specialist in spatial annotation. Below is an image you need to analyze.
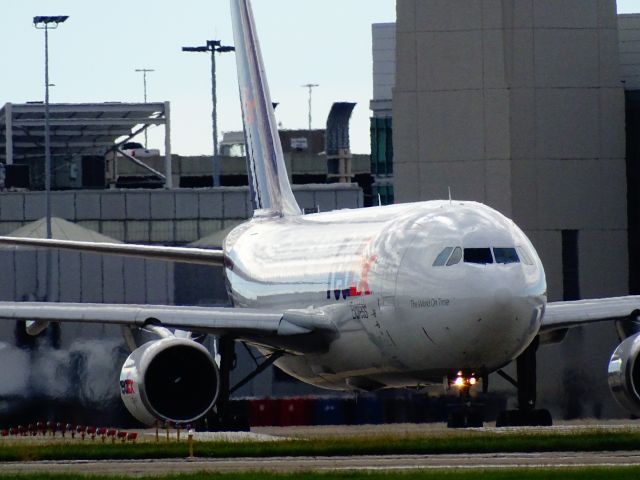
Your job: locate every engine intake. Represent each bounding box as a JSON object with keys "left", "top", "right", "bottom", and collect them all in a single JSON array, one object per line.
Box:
[
  {"left": 608, "top": 332, "right": 640, "bottom": 417},
  {"left": 120, "top": 337, "right": 219, "bottom": 425}
]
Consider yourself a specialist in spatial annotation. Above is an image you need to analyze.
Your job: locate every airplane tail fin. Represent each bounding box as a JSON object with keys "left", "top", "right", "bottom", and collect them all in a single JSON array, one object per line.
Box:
[{"left": 230, "top": 0, "right": 301, "bottom": 217}]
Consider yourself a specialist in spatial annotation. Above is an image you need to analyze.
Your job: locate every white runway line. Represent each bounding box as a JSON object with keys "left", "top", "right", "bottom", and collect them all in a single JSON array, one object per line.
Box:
[{"left": 144, "top": 431, "right": 286, "bottom": 442}]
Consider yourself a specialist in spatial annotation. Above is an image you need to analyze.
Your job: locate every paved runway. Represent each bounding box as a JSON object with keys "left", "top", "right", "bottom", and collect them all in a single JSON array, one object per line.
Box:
[
  {"left": 3, "top": 451, "right": 640, "bottom": 475},
  {"left": 252, "top": 420, "right": 640, "bottom": 439}
]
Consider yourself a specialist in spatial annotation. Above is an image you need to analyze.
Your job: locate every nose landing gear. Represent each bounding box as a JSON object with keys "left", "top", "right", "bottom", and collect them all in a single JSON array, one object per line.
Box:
[
  {"left": 447, "top": 372, "right": 484, "bottom": 428},
  {"left": 446, "top": 335, "right": 555, "bottom": 428}
]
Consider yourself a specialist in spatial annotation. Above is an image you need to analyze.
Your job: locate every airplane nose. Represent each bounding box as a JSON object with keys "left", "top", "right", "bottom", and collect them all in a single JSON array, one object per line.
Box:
[
  {"left": 494, "top": 287, "right": 513, "bottom": 307},
  {"left": 455, "top": 274, "right": 542, "bottom": 365}
]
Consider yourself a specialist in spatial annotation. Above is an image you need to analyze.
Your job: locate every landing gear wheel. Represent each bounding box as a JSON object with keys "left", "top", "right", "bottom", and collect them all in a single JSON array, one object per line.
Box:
[
  {"left": 204, "top": 408, "right": 250, "bottom": 432},
  {"left": 447, "top": 407, "right": 484, "bottom": 428},
  {"left": 532, "top": 409, "right": 552, "bottom": 426},
  {"left": 495, "top": 409, "right": 552, "bottom": 427},
  {"left": 200, "top": 336, "right": 250, "bottom": 432},
  {"left": 466, "top": 408, "right": 484, "bottom": 428},
  {"left": 447, "top": 411, "right": 466, "bottom": 429}
]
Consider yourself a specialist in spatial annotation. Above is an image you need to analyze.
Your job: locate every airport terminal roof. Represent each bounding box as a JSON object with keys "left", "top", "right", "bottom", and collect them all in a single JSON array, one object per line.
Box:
[
  {"left": 0, "top": 102, "right": 169, "bottom": 163},
  {"left": 189, "top": 224, "right": 241, "bottom": 249},
  {"left": 6, "top": 217, "right": 120, "bottom": 243}
]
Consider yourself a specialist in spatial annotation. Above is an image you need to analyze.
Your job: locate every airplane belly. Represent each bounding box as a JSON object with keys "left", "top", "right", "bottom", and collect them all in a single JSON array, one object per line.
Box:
[{"left": 275, "top": 326, "right": 400, "bottom": 389}]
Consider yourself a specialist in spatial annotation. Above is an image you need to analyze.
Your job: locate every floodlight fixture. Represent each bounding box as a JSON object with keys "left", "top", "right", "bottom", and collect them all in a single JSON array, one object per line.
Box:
[
  {"left": 33, "top": 16, "right": 69, "bottom": 28},
  {"left": 182, "top": 46, "right": 209, "bottom": 52}
]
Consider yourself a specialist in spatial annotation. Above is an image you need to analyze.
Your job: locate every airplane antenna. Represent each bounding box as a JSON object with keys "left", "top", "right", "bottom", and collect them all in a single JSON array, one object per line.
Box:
[
  {"left": 302, "top": 83, "right": 319, "bottom": 130},
  {"left": 377, "top": 193, "right": 382, "bottom": 207},
  {"left": 448, "top": 187, "right": 452, "bottom": 204},
  {"left": 134, "top": 68, "right": 155, "bottom": 148}
]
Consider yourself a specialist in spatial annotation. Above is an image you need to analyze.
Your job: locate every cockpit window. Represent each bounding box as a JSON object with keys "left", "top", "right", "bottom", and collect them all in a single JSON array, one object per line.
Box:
[
  {"left": 516, "top": 246, "right": 534, "bottom": 265},
  {"left": 493, "top": 248, "right": 519, "bottom": 264},
  {"left": 433, "top": 247, "right": 453, "bottom": 267},
  {"left": 438, "top": 247, "right": 527, "bottom": 266},
  {"left": 446, "top": 247, "right": 462, "bottom": 266},
  {"left": 464, "top": 248, "right": 494, "bottom": 264}
]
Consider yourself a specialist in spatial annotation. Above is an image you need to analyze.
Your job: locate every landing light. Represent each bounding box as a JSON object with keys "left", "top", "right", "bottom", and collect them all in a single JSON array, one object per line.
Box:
[{"left": 451, "top": 374, "right": 479, "bottom": 388}]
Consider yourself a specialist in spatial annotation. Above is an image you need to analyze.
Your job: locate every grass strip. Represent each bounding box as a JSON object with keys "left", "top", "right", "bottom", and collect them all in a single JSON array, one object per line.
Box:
[
  {"left": 1, "top": 430, "right": 640, "bottom": 461},
  {"left": 2, "top": 467, "right": 640, "bottom": 480}
]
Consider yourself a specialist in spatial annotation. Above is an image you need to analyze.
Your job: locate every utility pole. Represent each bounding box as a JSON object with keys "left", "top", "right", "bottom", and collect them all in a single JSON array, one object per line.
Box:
[
  {"left": 182, "top": 41, "right": 235, "bottom": 187},
  {"left": 302, "top": 83, "right": 319, "bottom": 130},
  {"left": 135, "top": 68, "right": 154, "bottom": 148},
  {"left": 34, "top": 15, "right": 68, "bottom": 302}
]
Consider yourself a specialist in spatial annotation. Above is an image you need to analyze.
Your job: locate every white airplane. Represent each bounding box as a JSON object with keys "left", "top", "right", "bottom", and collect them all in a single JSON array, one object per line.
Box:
[{"left": 1, "top": 0, "right": 639, "bottom": 428}]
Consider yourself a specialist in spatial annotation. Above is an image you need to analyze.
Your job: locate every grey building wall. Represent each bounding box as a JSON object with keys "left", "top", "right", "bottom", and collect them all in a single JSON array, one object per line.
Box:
[
  {"left": 0, "top": 185, "right": 363, "bottom": 245},
  {"left": 371, "top": 23, "right": 396, "bottom": 118},
  {"left": 0, "top": 251, "right": 174, "bottom": 307},
  {"left": 620, "top": 13, "right": 640, "bottom": 89},
  {"left": 393, "top": 0, "right": 628, "bottom": 419}
]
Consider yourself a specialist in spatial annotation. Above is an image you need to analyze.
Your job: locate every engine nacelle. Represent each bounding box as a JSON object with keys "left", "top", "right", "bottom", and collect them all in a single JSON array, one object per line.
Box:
[
  {"left": 119, "top": 337, "right": 219, "bottom": 425},
  {"left": 608, "top": 332, "right": 640, "bottom": 417}
]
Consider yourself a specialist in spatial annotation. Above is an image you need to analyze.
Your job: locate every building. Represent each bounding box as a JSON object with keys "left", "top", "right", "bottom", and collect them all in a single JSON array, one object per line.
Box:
[
  {"left": 0, "top": 102, "right": 173, "bottom": 189},
  {"left": 620, "top": 14, "right": 640, "bottom": 294},
  {"left": 376, "top": 0, "right": 640, "bottom": 418},
  {"left": 370, "top": 23, "right": 396, "bottom": 205},
  {"left": 0, "top": 102, "right": 369, "bottom": 193}
]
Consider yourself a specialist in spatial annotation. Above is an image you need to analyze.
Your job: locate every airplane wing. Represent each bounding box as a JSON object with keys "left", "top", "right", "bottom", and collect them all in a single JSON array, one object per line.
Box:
[
  {"left": 0, "top": 301, "right": 338, "bottom": 341},
  {"left": 0, "top": 236, "right": 224, "bottom": 266},
  {"left": 541, "top": 296, "right": 640, "bottom": 332}
]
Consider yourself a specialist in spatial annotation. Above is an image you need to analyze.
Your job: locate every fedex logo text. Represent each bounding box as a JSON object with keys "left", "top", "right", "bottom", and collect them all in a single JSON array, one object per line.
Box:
[
  {"left": 120, "top": 379, "right": 135, "bottom": 395},
  {"left": 326, "top": 255, "right": 377, "bottom": 301}
]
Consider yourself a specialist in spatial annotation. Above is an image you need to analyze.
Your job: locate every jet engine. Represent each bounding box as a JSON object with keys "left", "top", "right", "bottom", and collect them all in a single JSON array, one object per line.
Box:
[
  {"left": 608, "top": 332, "right": 640, "bottom": 417},
  {"left": 119, "top": 336, "right": 219, "bottom": 425}
]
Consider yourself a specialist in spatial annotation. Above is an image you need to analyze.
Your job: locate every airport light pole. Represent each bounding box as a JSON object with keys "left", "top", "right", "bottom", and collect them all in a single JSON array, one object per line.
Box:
[
  {"left": 34, "top": 15, "right": 68, "bottom": 241},
  {"left": 302, "top": 83, "right": 319, "bottom": 131},
  {"left": 182, "top": 40, "right": 235, "bottom": 187},
  {"left": 135, "top": 68, "right": 154, "bottom": 148},
  {"left": 34, "top": 15, "right": 68, "bottom": 302}
]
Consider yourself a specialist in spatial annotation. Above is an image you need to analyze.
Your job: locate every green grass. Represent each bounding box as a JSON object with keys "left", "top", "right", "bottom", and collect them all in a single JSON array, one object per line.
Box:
[
  {"left": 1, "top": 430, "right": 640, "bottom": 461},
  {"left": 2, "top": 468, "right": 640, "bottom": 480}
]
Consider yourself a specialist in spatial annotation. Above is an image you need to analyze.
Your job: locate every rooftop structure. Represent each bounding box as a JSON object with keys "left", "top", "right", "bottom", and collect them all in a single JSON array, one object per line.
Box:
[{"left": 0, "top": 102, "right": 172, "bottom": 188}]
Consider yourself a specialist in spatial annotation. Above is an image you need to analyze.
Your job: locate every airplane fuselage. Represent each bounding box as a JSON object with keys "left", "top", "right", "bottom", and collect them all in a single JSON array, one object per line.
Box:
[{"left": 224, "top": 200, "right": 547, "bottom": 391}]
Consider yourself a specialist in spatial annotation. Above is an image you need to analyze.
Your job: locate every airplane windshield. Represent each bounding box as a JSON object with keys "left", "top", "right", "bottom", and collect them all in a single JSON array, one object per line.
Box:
[
  {"left": 464, "top": 248, "right": 494, "bottom": 264},
  {"left": 436, "top": 246, "right": 520, "bottom": 266},
  {"left": 493, "top": 248, "right": 520, "bottom": 264}
]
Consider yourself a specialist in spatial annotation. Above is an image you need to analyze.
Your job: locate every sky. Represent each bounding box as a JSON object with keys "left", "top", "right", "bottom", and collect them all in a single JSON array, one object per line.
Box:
[
  {"left": 1, "top": 1, "right": 638, "bottom": 156},
  {"left": 0, "top": 0, "right": 395, "bottom": 156}
]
